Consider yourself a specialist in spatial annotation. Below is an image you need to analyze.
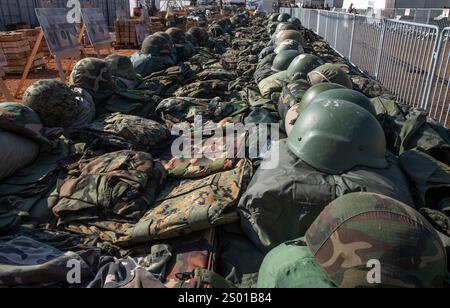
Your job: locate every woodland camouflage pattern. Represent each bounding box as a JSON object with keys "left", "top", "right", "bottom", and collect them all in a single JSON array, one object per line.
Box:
[
  {"left": 0, "top": 102, "right": 46, "bottom": 143},
  {"left": 69, "top": 58, "right": 114, "bottom": 101},
  {"left": 105, "top": 54, "right": 140, "bottom": 81},
  {"left": 22, "top": 80, "right": 79, "bottom": 128},
  {"left": 306, "top": 193, "right": 448, "bottom": 288}
]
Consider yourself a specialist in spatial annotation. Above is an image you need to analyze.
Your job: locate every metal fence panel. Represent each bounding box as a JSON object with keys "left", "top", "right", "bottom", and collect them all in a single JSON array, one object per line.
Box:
[
  {"left": 349, "top": 15, "right": 384, "bottom": 77},
  {"left": 326, "top": 12, "right": 338, "bottom": 49},
  {"left": 335, "top": 13, "right": 354, "bottom": 59},
  {"left": 318, "top": 11, "right": 327, "bottom": 37},
  {"left": 377, "top": 20, "right": 439, "bottom": 109},
  {"left": 428, "top": 28, "right": 450, "bottom": 128}
]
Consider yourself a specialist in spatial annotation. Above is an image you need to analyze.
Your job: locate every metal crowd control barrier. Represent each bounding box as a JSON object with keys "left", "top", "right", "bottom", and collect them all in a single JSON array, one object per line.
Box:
[{"left": 277, "top": 8, "right": 450, "bottom": 128}]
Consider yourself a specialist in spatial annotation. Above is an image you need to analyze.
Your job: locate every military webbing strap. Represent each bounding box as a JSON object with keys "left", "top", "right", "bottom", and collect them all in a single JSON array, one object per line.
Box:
[{"left": 193, "top": 268, "right": 237, "bottom": 289}]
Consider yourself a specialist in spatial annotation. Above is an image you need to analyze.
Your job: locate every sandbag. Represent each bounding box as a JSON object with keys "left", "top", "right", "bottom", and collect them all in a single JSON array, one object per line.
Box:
[
  {"left": 257, "top": 238, "right": 335, "bottom": 288},
  {"left": 0, "top": 130, "right": 39, "bottom": 181},
  {"left": 257, "top": 70, "right": 288, "bottom": 99},
  {"left": 238, "top": 140, "right": 414, "bottom": 252},
  {"left": 130, "top": 160, "right": 253, "bottom": 244}
]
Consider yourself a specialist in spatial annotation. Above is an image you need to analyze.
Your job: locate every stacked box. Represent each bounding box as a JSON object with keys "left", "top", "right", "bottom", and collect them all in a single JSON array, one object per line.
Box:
[
  {"left": 115, "top": 19, "right": 148, "bottom": 48},
  {"left": 0, "top": 31, "right": 47, "bottom": 74},
  {"left": 16, "top": 28, "right": 51, "bottom": 57}
]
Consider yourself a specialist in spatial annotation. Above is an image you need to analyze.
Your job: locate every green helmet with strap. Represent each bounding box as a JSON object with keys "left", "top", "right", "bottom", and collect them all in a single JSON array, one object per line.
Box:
[
  {"left": 275, "top": 30, "right": 304, "bottom": 47},
  {"left": 287, "top": 100, "right": 388, "bottom": 175},
  {"left": 308, "top": 63, "right": 353, "bottom": 88},
  {"left": 273, "top": 22, "right": 297, "bottom": 36},
  {"left": 288, "top": 17, "right": 302, "bottom": 30},
  {"left": 300, "top": 88, "right": 376, "bottom": 116},
  {"left": 306, "top": 192, "right": 448, "bottom": 288},
  {"left": 287, "top": 54, "right": 324, "bottom": 81},
  {"left": 271, "top": 50, "right": 302, "bottom": 72},
  {"left": 299, "top": 83, "right": 345, "bottom": 113},
  {"left": 277, "top": 13, "right": 291, "bottom": 22}
]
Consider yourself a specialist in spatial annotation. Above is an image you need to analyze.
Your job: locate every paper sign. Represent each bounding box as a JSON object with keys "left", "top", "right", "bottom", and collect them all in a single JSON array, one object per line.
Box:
[
  {"left": 136, "top": 24, "right": 149, "bottom": 45},
  {"left": 405, "top": 9, "right": 410, "bottom": 16},
  {"left": 443, "top": 9, "right": 450, "bottom": 18},
  {"left": 0, "top": 48, "right": 7, "bottom": 68},
  {"left": 35, "top": 8, "right": 80, "bottom": 58},
  {"left": 81, "top": 8, "right": 112, "bottom": 48}
]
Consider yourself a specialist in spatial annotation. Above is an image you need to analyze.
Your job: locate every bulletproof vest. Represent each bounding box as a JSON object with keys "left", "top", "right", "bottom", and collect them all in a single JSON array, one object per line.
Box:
[{"left": 238, "top": 140, "right": 415, "bottom": 252}]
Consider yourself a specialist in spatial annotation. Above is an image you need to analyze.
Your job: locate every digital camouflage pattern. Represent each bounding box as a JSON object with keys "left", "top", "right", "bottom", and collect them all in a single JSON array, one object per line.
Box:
[
  {"left": 278, "top": 79, "right": 310, "bottom": 120},
  {"left": 0, "top": 102, "right": 47, "bottom": 143},
  {"left": 69, "top": 58, "right": 114, "bottom": 102},
  {"left": 306, "top": 192, "right": 448, "bottom": 288},
  {"left": 22, "top": 79, "right": 79, "bottom": 128},
  {"left": 51, "top": 150, "right": 166, "bottom": 245},
  {"left": 351, "top": 75, "right": 386, "bottom": 98},
  {"left": 130, "top": 159, "right": 253, "bottom": 244},
  {"left": 105, "top": 54, "right": 140, "bottom": 81},
  {"left": 79, "top": 113, "right": 171, "bottom": 153}
]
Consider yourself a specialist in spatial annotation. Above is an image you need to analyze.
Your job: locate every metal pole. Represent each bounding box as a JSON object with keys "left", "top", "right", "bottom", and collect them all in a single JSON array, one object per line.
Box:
[
  {"left": 374, "top": 20, "right": 386, "bottom": 79},
  {"left": 348, "top": 14, "right": 356, "bottom": 61}
]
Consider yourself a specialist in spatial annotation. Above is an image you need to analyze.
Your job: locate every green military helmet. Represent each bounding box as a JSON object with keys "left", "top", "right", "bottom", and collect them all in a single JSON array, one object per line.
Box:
[
  {"left": 288, "top": 17, "right": 302, "bottom": 30},
  {"left": 287, "top": 100, "right": 388, "bottom": 175},
  {"left": 275, "top": 39, "right": 304, "bottom": 54},
  {"left": 274, "top": 22, "right": 297, "bottom": 35},
  {"left": 269, "top": 13, "right": 280, "bottom": 22},
  {"left": 287, "top": 54, "right": 324, "bottom": 81},
  {"left": 275, "top": 30, "right": 305, "bottom": 47},
  {"left": 285, "top": 103, "right": 300, "bottom": 136},
  {"left": 257, "top": 238, "right": 336, "bottom": 288},
  {"left": 308, "top": 63, "right": 353, "bottom": 88},
  {"left": 277, "top": 12, "right": 291, "bottom": 22},
  {"left": 0, "top": 102, "right": 47, "bottom": 143},
  {"left": 306, "top": 88, "right": 376, "bottom": 116},
  {"left": 22, "top": 79, "right": 79, "bottom": 128},
  {"left": 271, "top": 50, "right": 302, "bottom": 72},
  {"left": 105, "top": 54, "right": 140, "bottom": 81},
  {"left": 186, "top": 27, "right": 209, "bottom": 46},
  {"left": 69, "top": 57, "right": 114, "bottom": 102},
  {"left": 306, "top": 192, "right": 448, "bottom": 288},
  {"left": 166, "top": 27, "right": 186, "bottom": 45},
  {"left": 141, "top": 34, "right": 173, "bottom": 55},
  {"left": 299, "top": 83, "right": 345, "bottom": 113},
  {"left": 153, "top": 31, "right": 174, "bottom": 46}
]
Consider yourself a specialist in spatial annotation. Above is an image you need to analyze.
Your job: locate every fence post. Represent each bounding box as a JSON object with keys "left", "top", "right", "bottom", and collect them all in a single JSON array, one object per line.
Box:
[
  {"left": 334, "top": 13, "right": 339, "bottom": 49},
  {"left": 422, "top": 29, "right": 442, "bottom": 110},
  {"left": 374, "top": 20, "right": 386, "bottom": 79},
  {"left": 348, "top": 14, "right": 356, "bottom": 61}
]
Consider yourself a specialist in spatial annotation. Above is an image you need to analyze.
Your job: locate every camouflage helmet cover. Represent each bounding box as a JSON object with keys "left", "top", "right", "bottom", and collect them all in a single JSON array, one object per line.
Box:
[
  {"left": 69, "top": 58, "right": 114, "bottom": 101},
  {"left": 105, "top": 54, "right": 140, "bottom": 81},
  {"left": 187, "top": 27, "right": 209, "bottom": 46},
  {"left": 22, "top": 79, "right": 79, "bottom": 128},
  {"left": 166, "top": 27, "right": 186, "bottom": 45},
  {"left": 0, "top": 102, "right": 47, "bottom": 142},
  {"left": 308, "top": 63, "right": 353, "bottom": 89},
  {"left": 141, "top": 34, "right": 173, "bottom": 55},
  {"left": 306, "top": 192, "right": 448, "bottom": 288}
]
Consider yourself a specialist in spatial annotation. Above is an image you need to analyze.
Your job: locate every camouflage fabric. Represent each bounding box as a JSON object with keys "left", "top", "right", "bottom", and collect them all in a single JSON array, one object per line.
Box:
[
  {"left": 22, "top": 79, "right": 79, "bottom": 128},
  {"left": 196, "top": 69, "right": 237, "bottom": 82},
  {"left": 69, "top": 58, "right": 114, "bottom": 103},
  {"left": 131, "top": 53, "right": 177, "bottom": 78},
  {"left": 79, "top": 113, "right": 171, "bottom": 153},
  {"left": 51, "top": 150, "right": 166, "bottom": 245},
  {"left": 130, "top": 159, "right": 253, "bottom": 244},
  {"left": 174, "top": 80, "right": 229, "bottom": 99},
  {"left": 0, "top": 236, "right": 96, "bottom": 287},
  {"left": 351, "top": 75, "right": 386, "bottom": 98},
  {"left": 68, "top": 88, "right": 96, "bottom": 135},
  {"left": 105, "top": 54, "right": 140, "bottom": 81},
  {"left": 306, "top": 192, "right": 448, "bottom": 288},
  {"left": 0, "top": 140, "right": 78, "bottom": 234},
  {"left": 156, "top": 97, "right": 236, "bottom": 127},
  {"left": 0, "top": 102, "right": 47, "bottom": 143},
  {"left": 307, "top": 63, "right": 353, "bottom": 89},
  {"left": 278, "top": 79, "right": 310, "bottom": 121},
  {"left": 163, "top": 130, "right": 246, "bottom": 178}
]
